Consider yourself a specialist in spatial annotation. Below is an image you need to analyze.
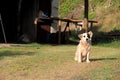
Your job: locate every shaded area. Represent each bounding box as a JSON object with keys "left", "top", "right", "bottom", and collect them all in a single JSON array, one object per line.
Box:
[
  {"left": 0, "top": 0, "right": 53, "bottom": 43},
  {"left": 0, "top": 0, "right": 36, "bottom": 43},
  {"left": 0, "top": 50, "right": 35, "bottom": 60},
  {"left": 91, "top": 25, "right": 120, "bottom": 45},
  {"left": 69, "top": 25, "right": 120, "bottom": 45},
  {"left": 90, "top": 58, "right": 118, "bottom": 62},
  {"left": 0, "top": 0, "right": 19, "bottom": 43}
]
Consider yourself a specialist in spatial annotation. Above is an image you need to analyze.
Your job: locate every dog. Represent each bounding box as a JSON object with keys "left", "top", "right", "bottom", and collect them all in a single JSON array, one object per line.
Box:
[{"left": 74, "top": 31, "right": 93, "bottom": 63}]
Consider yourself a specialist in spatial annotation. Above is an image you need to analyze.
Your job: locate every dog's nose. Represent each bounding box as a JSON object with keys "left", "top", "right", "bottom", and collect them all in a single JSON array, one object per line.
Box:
[{"left": 86, "top": 38, "right": 89, "bottom": 40}]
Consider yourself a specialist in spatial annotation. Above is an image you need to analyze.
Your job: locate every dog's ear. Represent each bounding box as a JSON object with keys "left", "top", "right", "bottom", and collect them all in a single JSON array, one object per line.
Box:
[
  {"left": 88, "top": 31, "right": 93, "bottom": 38},
  {"left": 78, "top": 34, "right": 82, "bottom": 39}
]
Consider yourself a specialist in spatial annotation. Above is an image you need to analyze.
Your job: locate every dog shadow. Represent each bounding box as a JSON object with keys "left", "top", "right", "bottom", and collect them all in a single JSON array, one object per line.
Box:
[{"left": 90, "top": 58, "right": 118, "bottom": 62}]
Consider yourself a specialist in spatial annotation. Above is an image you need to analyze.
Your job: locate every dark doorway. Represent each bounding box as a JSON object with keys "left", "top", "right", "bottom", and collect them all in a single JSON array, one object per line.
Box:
[
  {"left": 0, "top": 0, "right": 37, "bottom": 43},
  {"left": 37, "top": 0, "right": 51, "bottom": 43},
  {"left": 0, "top": 0, "right": 18, "bottom": 43},
  {"left": 0, "top": 0, "right": 52, "bottom": 43}
]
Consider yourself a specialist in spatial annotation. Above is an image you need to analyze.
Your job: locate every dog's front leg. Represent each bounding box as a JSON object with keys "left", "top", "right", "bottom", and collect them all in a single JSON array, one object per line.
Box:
[
  {"left": 74, "top": 52, "right": 78, "bottom": 61},
  {"left": 78, "top": 51, "right": 82, "bottom": 63},
  {"left": 86, "top": 52, "right": 90, "bottom": 63}
]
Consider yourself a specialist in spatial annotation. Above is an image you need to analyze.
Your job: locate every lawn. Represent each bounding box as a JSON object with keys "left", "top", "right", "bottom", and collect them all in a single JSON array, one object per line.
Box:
[{"left": 0, "top": 43, "right": 120, "bottom": 80}]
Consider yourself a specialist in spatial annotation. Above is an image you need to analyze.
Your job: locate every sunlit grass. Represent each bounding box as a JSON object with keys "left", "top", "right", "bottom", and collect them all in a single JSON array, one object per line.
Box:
[{"left": 0, "top": 43, "right": 120, "bottom": 80}]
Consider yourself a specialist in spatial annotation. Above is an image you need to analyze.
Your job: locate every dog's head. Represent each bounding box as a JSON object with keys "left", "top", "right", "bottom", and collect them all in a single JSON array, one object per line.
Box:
[{"left": 78, "top": 31, "right": 93, "bottom": 42}]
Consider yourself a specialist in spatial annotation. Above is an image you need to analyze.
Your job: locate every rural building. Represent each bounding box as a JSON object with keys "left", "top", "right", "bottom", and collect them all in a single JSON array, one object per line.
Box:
[
  {"left": 0, "top": 0, "right": 59, "bottom": 43},
  {"left": 0, "top": 0, "right": 93, "bottom": 44}
]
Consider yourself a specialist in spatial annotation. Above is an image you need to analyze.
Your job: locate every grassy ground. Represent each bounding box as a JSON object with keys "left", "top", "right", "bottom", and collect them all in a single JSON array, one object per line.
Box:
[{"left": 0, "top": 42, "right": 120, "bottom": 80}]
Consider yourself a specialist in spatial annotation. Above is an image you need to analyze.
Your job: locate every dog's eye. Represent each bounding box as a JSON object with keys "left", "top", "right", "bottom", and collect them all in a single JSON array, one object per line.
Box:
[
  {"left": 83, "top": 36, "right": 85, "bottom": 37},
  {"left": 87, "top": 34, "right": 90, "bottom": 38}
]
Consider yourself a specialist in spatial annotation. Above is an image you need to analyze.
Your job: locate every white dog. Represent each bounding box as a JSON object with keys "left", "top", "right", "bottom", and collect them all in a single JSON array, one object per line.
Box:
[{"left": 74, "top": 31, "right": 93, "bottom": 63}]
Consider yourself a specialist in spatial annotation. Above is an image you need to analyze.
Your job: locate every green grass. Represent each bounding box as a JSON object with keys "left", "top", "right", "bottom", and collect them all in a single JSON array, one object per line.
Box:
[
  {"left": 59, "top": 0, "right": 82, "bottom": 17},
  {"left": 94, "top": 40, "right": 120, "bottom": 48},
  {"left": 0, "top": 43, "right": 120, "bottom": 80}
]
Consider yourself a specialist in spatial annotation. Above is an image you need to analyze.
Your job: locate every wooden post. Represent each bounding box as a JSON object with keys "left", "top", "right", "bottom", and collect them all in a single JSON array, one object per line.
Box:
[
  {"left": 65, "top": 22, "right": 70, "bottom": 44},
  {"left": 34, "top": 18, "right": 37, "bottom": 42},
  {"left": 34, "top": 0, "right": 39, "bottom": 42},
  {"left": 83, "top": 18, "right": 88, "bottom": 32},
  {"left": 84, "top": 0, "right": 89, "bottom": 19},
  {"left": 58, "top": 20, "right": 61, "bottom": 44},
  {"left": 90, "top": 22, "right": 93, "bottom": 30},
  {"left": 84, "top": 0, "right": 89, "bottom": 32}
]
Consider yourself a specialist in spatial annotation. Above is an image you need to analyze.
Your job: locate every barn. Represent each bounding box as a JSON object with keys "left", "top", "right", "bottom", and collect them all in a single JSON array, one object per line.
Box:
[{"left": 0, "top": 0, "right": 59, "bottom": 43}]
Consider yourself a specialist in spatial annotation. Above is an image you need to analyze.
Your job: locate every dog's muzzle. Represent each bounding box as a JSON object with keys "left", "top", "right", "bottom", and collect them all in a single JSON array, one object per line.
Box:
[{"left": 86, "top": 38, "right": 89, "bottom": 41}]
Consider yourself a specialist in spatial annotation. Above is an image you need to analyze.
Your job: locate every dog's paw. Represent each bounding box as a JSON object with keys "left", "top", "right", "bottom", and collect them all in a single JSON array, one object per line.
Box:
[
  {"left": 86, "top": 60, "right": 90, "bottom": 63},
  {"left": 74, "top": 57, "right": 77, "bottom": 61},
  {"left": 78, "top": 60, "right": 82, "bottom": 63}
]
